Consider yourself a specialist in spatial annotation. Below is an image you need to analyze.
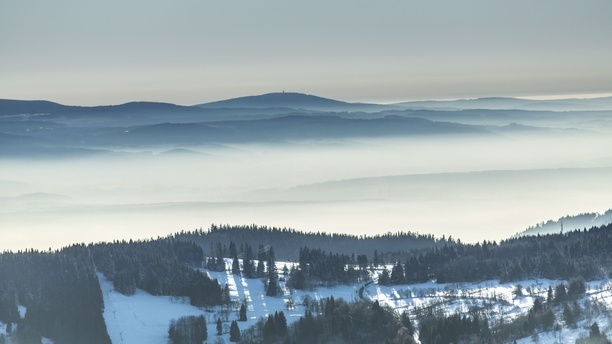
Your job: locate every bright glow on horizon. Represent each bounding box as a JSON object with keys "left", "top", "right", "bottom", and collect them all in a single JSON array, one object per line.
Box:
[
  {"left": 516, "top": 92, "right": 612, "bottom": 101},
  {"left": 374, "top": 92, "right": 612, "bottom": 105}
]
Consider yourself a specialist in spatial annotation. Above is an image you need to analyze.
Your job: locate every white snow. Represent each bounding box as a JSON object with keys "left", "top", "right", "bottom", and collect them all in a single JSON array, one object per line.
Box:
[
  {"left": 100, "top": 260, "right": 612, "bottom": 344},
  {"left": 17, "top": 305, "right": 26, "bottom": 319},
  {"left": 99, "top": 273, "right": 210, "bottom": 344},
  {"left": 100, "top": 259, "right": 358, "bottom": 344}
]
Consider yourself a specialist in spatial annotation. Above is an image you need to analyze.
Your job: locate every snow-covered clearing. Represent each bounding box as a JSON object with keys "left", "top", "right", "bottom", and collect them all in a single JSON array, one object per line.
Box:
[
  {"left": 365, "top": 276, "right": 612, "bottom": 343},
  {"left": 100, "top": 273, "right": 209, "bottom": 344},
  {"left": 100, "top": 259, "right": 358, "bottom": 344},
  {"left": 100, "top": 260, "right": 612, "bottom": 344}
]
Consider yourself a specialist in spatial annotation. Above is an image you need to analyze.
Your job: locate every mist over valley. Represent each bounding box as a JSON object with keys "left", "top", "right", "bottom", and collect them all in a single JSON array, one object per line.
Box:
[{"left": 2, "top": 93, "right": 611, "bottom": 250}]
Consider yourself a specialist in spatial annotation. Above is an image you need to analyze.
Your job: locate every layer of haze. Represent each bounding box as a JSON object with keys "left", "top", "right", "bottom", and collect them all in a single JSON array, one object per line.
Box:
[
  {"left": 2, "top": 132, "right": 612, "bottom": 251},
  {"left": 1, "top": 0, "right": 612, "bottom": 105}
]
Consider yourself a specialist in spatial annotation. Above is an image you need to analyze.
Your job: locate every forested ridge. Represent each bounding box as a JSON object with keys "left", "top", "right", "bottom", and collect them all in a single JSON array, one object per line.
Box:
[
  {"left": 91, "top": 239, "right": 227, "bottom": 306},
  {"left": 240, "top": 298, "right": 415, "bottom": 344},
  {"left": 377, "top": 223, "right": 612, "bottom": 285},
  {"left": 0, "top": 238, "right": 227, "bottom": 343},
  {"left": 174, "top": 224, "right": 446, "bottom": 260},
  {"left": 199, "top": 224, "right": 612, "bottom": 287},
  {"left": 1, "top": 223, "right": 611, "bottom": 343},
  {"left": 0, "top": 245, "right": 110, "bottom": 344}
]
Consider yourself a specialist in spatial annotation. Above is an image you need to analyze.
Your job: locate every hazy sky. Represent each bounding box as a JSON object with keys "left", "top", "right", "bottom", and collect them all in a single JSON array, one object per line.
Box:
[{"left": 1, "top": 0, "right": 611, "bottom": 105}]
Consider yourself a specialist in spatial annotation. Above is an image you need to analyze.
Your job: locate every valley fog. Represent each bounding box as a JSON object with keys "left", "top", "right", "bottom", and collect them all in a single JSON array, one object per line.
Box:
[{"left": 1, "top": 132, "right": 612, "bottom": 250}]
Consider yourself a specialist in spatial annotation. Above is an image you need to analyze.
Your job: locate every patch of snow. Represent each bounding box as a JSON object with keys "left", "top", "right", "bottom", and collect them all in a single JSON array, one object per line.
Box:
[
  {"left": 17, "top": 305, "right": 26, "bottom": 319},
  {"left": 99, "top": 273, "right": 209, "bottom": 344}
]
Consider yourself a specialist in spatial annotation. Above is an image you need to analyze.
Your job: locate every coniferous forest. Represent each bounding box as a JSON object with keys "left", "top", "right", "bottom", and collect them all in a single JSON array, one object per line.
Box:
[
  {"left": 377, "top": 223, "right": 612, "bottom": 285},
  {"left": 173, "top": 224, "right": 446, "bottom": 260},
  {"left": 0, "top": 223, "right": 611, "bottom": 343},
  {"left": 0, "top": 239, "right": 227, "bottom": 343},
  {"left": 91, "top": 239, "right": 226, "bottom": 306},
  {"left": 0, "top": 246, "right": 110, "bottom": 344}
]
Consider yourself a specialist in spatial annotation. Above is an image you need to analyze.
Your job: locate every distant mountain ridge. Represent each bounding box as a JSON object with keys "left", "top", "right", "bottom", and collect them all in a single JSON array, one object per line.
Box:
[
  {"left": 0, "top": 99, "right": 202, "bottom": 116},
  {"left": 395, "top": 96, "right": 612, "bottom": 111},
  {"left": 196, "top": 92, "right": 397, "bottom": 112},
  {"left": 3, "top": 94, "right": 611, "bottom": 123}
]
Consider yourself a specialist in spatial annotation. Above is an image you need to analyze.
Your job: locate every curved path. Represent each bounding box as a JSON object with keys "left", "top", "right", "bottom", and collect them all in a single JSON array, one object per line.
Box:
[{"left": 358, "top": 280, "right": 374, "bottom": 303}]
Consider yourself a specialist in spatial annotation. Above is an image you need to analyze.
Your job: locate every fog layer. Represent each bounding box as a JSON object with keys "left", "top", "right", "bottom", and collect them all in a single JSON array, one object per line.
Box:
[{"left": 2, "top": 131, "right": 611, "bottom": 250}]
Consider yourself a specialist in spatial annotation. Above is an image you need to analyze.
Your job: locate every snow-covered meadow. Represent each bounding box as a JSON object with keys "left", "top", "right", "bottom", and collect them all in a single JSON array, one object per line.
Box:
[{"left": 99, "top": 259, "right": 612, "bottom": 343}]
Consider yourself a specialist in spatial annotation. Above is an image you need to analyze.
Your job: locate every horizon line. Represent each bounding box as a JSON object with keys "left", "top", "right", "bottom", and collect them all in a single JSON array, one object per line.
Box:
[{"left": 3, "top": 91, "right": 612, "bottom": 107}]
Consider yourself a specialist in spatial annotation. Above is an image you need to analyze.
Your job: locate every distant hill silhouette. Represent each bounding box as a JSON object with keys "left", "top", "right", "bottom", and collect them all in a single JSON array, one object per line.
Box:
[
  {"left": 81, "top": 115, "right": 490, "bottom": 147},
  {"left": 396, "top": 96, "right": 612, "bottom": 111},
  {"left": 197, "top": 92, "right": 398, "bottom": 112},
  {"left": 3, "top": 110, "right": 559, "bottom": 157},
  {"left": 516, "top": 209, "right": 612, "bottom": 237},
  {"left": 0, "top": 99, "right": 300, "bottom": 126},
  {"left": 0, "top": 99, "right": 203, "bottom": 117},
  {"left": 0, "top": 99, "right": 72, "bottom": 115}
]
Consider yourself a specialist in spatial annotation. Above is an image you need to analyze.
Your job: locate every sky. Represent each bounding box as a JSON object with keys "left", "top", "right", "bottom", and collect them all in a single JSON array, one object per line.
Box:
[{"left": 1, "top": 0, "right": 611, "bottom": 106}]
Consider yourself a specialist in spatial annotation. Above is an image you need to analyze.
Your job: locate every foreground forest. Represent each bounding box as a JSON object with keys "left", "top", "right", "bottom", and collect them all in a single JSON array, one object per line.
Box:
[{"left": 0, "top": 223, "right": 611, "bottom": 343}]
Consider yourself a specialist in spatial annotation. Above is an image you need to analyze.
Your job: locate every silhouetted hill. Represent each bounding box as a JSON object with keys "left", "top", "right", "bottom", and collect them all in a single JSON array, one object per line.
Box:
[
  {"left": 517, "top": 209, "right": 612, "bottom": 237},
  {"left": 0, "top": 99, "right": 219, "bottom": 128},
  {"left": 0, "top": 99, "right": 72, "bottom": 116},
  {"left": 82, "top": 115, "right": 490, "bottom": 146},
  {"left": 197, "top": 92, "right": 398, "bottom": 112},
  {"left": 0, "top": 99, "right": 196, "bottom": 116},
  {"left": 245, "top": 166, "right": 612, "bottom": 202},
  {"left": 0, "top": 98, "right": 356, "bottom": 126}
]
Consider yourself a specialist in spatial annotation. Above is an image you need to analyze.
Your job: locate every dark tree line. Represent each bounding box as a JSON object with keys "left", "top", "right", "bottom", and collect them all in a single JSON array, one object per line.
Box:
[
  {"left": 168, "top": 315, "right": 207, "bottom": 344},
  {"left": 205, "top": 241, "right": 272, "bottom": 279},
  {"left": 377, "top": 224, "right": 612, "bottom": 285},
  {"left": 240, "top": 298, "right": 415, "bottom": 344},
  {"left": 287, "top": 247, "right": 368, "bottom": 289},
  {"left": 0, "top": 246, "right": 110, "bottom": 344},
  {"left": 174, "top": 224, "right": 445, "bottom": 261},
  {"left": 91, "top": 238, "right": 227, "bottom": 307},
  {"left": 0, "top": 238, "right": 232, "bottom": 343},
  {"left": 204, "top": 241, "right": 283, "bottom": 298}
]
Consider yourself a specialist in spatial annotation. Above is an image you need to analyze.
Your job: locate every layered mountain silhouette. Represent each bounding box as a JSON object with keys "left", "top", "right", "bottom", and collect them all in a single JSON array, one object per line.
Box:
[
  {"left": 196, "top": 92, "right": 397, "bottom": 112},
  {"left": 1, "top": 92, "right": 609, "bottom": 157}
]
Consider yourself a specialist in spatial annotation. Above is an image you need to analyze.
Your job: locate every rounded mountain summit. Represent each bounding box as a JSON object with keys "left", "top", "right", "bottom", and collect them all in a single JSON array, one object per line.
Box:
[{"left": 196, "top": 92, "right": 393, "bottom": 112}]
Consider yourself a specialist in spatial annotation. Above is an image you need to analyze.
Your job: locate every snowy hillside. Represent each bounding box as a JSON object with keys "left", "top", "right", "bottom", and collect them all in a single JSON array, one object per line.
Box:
[
  {"left": 100, "top": 259, "right": 359, "bottom": 344},
  {"left": 100, "top": 259, "right": 612, "bottom": 343}
]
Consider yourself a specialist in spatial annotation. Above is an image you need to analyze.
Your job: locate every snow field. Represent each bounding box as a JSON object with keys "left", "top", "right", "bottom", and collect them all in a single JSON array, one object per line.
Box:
[{"left": 100, "top": 259, "right": 612, "bottom": 344}]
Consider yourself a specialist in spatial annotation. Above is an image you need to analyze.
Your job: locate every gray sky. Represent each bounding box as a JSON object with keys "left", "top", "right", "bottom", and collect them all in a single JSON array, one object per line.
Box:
[{"left": 1, "top": 0, "right": 611, "bottom": 105}]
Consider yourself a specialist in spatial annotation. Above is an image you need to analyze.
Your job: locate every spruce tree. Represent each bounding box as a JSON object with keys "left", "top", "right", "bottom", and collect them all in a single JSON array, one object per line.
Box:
[
  {"left": 266, "top": 270, "right": 279, "bottom": 296},
  {"left": 239, "top": 303, "right": 247, "bottom": 321},
  {"left": 198, "top": 315, "right": 207, "bottom": 342},
  {"left": 243, "top": 245, "right": 255, "bottom": 278},
  {"left": 378, "top": 269, "right": 391, "bottom": 286},
  {"left": 229, "top": 320, "right": 241, "bottom": 342},
  {"left": 276, "top": 311, "right": 287, "bottom": 336},
  {"left": 232, "top": 256, "right": 241, "bottom": 275},
  {"left": 266, "top": 246, "right": 279, "bottom": 296},
  {"left": 216, "top": 318, "right": 223, "bottom": 336},
  {"left": 391, "top": 261, "right": 405, "bottom": 284}
]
